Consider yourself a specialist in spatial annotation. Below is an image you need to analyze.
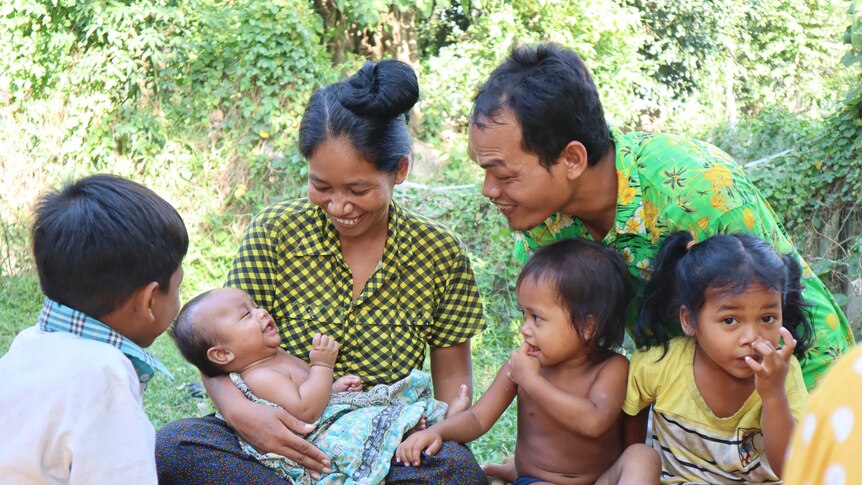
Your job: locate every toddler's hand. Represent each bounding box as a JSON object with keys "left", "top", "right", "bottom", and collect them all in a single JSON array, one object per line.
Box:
[
  {"left": 746, "top": 327, "right": 796, "bottom": 399},
  {"left": 309, "top": 333, "right": 339, "bottom": 369},
  {"left": 506, "top": 342, "right": 540, "bottom": 385},
  {"left": 333, "top": 375, "right": 362, "bottom": 392},
  {"left": 395, "top": 429, "right": 443, "bottom": 467}
]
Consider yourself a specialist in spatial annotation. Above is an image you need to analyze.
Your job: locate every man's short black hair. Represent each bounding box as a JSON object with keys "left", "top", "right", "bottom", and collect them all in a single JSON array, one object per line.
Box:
[
  {"left": 472, "top": 43, "right": 612, "bottom": 169},
  {"left": 32, "top": 174, "right": 188, "bottom": 318}
]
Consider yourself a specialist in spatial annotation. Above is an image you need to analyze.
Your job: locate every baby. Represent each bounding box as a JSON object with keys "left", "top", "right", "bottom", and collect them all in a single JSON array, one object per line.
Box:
[
  {"left": 171, "top": 287, "right": 469, "bottom": 483},
  {"left": 172, "top": 287, "right": 361, "bottom": 424}
]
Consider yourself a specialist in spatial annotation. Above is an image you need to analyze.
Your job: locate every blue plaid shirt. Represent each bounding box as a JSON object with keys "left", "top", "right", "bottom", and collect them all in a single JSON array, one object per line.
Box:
[{"left": 38, "top": 298, "right": 172, "bottom": 384}]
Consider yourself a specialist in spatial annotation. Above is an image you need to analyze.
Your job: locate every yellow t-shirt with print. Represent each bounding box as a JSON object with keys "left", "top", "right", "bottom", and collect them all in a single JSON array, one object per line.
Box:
[{"left": 624, "top": 337, "right": 808, "bottom": 484}]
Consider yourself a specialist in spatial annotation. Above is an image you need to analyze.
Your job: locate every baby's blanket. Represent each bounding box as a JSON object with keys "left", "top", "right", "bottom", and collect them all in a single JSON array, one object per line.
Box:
[{"left": 228, "top": 369, "right": 448, "bottom": 485}]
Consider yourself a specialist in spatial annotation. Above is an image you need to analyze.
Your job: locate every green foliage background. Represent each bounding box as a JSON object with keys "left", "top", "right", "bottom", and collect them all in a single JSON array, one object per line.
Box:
[{"left": 1, "top": 0, "right": 861, "bottom": 466}]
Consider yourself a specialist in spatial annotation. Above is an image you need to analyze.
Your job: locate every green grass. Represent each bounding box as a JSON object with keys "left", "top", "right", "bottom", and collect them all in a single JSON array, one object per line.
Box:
[{"left": 0, "top": 188, "right": 519, "bottom": 466}]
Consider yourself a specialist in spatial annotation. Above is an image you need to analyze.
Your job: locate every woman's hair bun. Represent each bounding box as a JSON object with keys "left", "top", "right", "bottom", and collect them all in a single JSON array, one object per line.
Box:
[{"left": 338, "top": 60, "right": 419, "bottom": 120}]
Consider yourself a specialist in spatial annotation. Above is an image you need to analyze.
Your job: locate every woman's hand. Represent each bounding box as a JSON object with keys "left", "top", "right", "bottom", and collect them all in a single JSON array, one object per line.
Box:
[
  {"left": 746, "top": 327, "right": 796, "bottom": 399},
  {"left": 395, "top": 429, "right": 443, "bottom": 467},
  {"left": 225, "top": 400, "right": 332, "bottom": 478},
  {"left": 332, "top": 375, "right": 363, "bottom": 392}
]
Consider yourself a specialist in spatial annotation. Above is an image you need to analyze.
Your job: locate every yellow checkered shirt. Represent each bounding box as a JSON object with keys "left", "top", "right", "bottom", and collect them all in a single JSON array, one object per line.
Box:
[{"left": 226, "top": 199, "right": 486, "bottom": 386}]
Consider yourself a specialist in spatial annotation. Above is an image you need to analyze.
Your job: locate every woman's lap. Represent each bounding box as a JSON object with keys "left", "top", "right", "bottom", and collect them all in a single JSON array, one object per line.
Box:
[{"left": 156, "top": 415, "right": 485, "bottom": 484}]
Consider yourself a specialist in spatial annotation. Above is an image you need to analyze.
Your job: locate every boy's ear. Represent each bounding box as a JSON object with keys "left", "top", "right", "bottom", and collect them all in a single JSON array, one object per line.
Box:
[
  {"left": 679, "top": 306, "right": 696, "bottom": 336},
  {"left": 135, "top": 281, "right": 161, "bottom": 322},
  {"left": 207, "top": 346, "right": 235, "bottom": 367}
]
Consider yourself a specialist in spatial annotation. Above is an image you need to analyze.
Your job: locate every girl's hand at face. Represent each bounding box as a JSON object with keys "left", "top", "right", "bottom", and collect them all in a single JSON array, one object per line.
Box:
[
  {"left": 506, "top": 342, "right": 540, "bottom": 386},
  {"left": 395, "top": 429, "right": 443, "bottom": 467},
  {"left": 745, "top": 327, "right": 797, "bottom": 399}
]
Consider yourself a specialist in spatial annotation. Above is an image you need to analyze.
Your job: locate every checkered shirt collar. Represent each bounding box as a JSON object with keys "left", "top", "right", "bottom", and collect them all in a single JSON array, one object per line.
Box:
[{"left": 37, "top": 297, "right": 172, "bottom": 383}]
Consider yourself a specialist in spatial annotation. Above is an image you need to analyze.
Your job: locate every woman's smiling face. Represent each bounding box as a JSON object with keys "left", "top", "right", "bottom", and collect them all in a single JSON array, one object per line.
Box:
[{"left": 307, "top": 137, "right": 408, "bottom": 241}]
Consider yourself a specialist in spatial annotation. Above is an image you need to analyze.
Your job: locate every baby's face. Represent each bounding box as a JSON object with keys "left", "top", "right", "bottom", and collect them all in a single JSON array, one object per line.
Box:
[{"left": 201, "top": 288, "right": 282, "bottom": 355}]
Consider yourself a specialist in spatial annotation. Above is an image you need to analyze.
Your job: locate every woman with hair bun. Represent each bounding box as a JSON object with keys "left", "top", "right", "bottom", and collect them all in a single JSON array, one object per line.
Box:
[{"left": 156, "top": 60, "right": 488, "bottom": 483}]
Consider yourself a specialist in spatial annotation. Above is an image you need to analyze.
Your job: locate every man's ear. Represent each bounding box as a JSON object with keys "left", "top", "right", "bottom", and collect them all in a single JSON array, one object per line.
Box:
[
  {"left": 207, "top": 346, "right": 235, "bottom": 367},
  {"left": 560, "top": 141, "right": 589, "bottom": 181},
  {"left": 679, "top": 306, "right": 697, "bottom": 336}
]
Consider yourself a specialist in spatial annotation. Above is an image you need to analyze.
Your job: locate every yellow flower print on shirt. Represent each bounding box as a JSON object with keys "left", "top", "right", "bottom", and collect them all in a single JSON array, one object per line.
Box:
[
  {"left": 704, "top": 165, "right": 733, "bottom": 190},
  {"left": 617, "top": 169, "right": 637, "bottom": 206},
  {"left": 636, "top": 259, "right": 652, "bottom": 279},
  {"left": 621, "top": 247, "right": 635, "bottom": 265},
  {"left": 710, "top": 193, "right": 729, "bottom": 212},
  {"left": 743, "top": 208, "right": 756, "bottom": 229}
]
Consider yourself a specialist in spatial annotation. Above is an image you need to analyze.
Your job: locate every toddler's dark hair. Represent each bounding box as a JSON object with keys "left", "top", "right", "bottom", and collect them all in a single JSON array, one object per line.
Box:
[
  {"left": 517, "top": 238, "right": 632, "bottom": 361},
  {"left": 170, "top": 290, "right": 224, "bottom": 378},
  {"left": 634, "top": 232, "right": 813, "bottom": 358},
  {"left": 32, "top": 174, "right": 188, "bottom": 318}
]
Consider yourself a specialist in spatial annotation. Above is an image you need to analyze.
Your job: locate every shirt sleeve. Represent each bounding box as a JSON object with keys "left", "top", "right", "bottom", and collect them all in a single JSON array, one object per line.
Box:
[
  {"left": 225, "top": 210, "right": 279, "bottom": 311},
  {"left": 428, "top": 242, "right": 487, "bottom": 348},
  {"left": 623, "top": 348, "right": 660, "bottom": 416},
  {"left": 68, "top": 362, "right": 157, "bottom": 484}
]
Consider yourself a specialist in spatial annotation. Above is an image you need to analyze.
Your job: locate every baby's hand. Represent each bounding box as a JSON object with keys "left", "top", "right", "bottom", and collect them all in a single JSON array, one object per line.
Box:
[
  {"left": 333, "top": 375, "right": 362, "bottom": 392},
  {"left": 395, "top": 429, "right": 443, "bottom": 467},
  {"left": 309, "top": 333, "right": 339, "bottom": 369},
  {"left": 746, "top": 327, "right": 796, "bottom": 399},
  {"left": 506, "top": 342, "right": 540, "bottom": 385}
]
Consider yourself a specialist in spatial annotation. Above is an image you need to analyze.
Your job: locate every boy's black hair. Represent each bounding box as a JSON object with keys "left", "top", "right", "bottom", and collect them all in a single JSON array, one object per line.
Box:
[
  {"left": 299, "top": 59, "right": 418, "bottom": 173},
  {"left": 517, "top": 238, "right": 632, "bottom": 361},
  {"left": 32, "top": 174, "right": 188, "bottom": 318},
  {"left": 634, "top": 232, "right": 813, "bottom": 358},
  {"left": 170, "top": 290, "right": 224, "bottom": 378},
  {"left": 471, "top": 42, "right": 612, "bottom": 169}
]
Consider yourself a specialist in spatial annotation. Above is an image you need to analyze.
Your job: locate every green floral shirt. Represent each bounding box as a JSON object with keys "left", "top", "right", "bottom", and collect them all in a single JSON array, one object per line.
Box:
[{"left": 514, "top": 130, "right": 852, "bottom": 389}]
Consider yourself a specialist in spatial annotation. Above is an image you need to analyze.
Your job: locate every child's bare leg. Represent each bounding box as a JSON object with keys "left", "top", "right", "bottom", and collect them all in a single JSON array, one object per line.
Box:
[
  {"left": 595, "top": 444, "right": 660, "bottom": 485},
  {"left": 446, "top": 384, "right": 471, "bottom": 417},
  {"left": 483, "top": 454, "right": 517, "bottom": 483}
]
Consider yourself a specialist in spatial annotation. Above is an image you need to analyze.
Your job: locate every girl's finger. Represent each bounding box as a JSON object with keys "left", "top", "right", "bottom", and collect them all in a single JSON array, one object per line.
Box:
[
  {"left": 744, "top": 355, "right": 765, "bottom": 374},
  {"left": 777, "top": 327, "right": 797, "bottom": 360}
]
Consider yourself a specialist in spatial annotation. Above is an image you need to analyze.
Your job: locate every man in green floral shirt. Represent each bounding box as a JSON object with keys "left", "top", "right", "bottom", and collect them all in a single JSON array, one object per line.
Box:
[{"left": 470, "top": 42, "right": 851, "bottom": 390}]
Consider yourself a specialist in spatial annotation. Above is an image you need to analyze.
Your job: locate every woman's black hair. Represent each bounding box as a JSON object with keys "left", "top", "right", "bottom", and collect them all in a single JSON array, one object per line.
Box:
[
  {"left": 298, "top": 59, "right": 419, "bottom": 173},
  {"left": 634, "top": 232, "right": 813, "bottom": 358},
  {"left": 517, "top": 238, "right": 633, "bottom": 361},
  {"left": 471, "top": 42, "right": 611, "bottom": 169}
]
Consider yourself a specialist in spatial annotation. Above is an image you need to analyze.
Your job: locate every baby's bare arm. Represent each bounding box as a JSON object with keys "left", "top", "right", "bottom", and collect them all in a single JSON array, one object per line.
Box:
[
  {"left": 243, "top": 333, "right": 339, "bottom": 423},
  {"left": 243, "top": 364, "right": 333, "bottom": 423},
  {"left": 519, "top": 354, "right": 629, "bottom": 438}
]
